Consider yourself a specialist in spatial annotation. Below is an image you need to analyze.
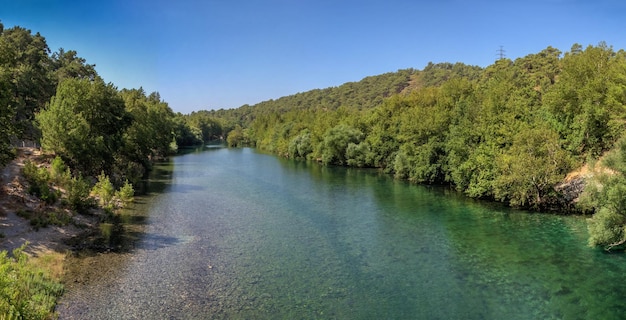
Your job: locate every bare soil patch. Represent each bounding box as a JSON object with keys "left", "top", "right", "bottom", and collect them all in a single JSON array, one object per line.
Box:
[{"left": 0, "top": 148, "right": 97, "bottom": 256}]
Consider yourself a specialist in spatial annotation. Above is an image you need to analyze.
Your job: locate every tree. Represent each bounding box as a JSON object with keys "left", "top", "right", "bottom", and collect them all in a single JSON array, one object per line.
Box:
[
  {"left": 227, "top": 125, "right": 246, "bottom": 147},
  {"left": 288, "top": 129, "right": 313, "bottom": 159},
  {"left": 543, "top": 43, "right": 626, "bottom": 158},
  {"left": 0, "top": 67, "right": 15, "bottom": 166},
  {"left": 345, "top": 141, "right": 372, "bottom": 167},
  {"left": 494, "top": 126, "right": 572, "bottom": 208},
  {"left": 582, "top": 136, "right": 626, "bottom": 250},
  {"left": 51, "top": 48, "right": 97, "bottom": 83},
  {"left": 319, "top": 124, "right": 363, "bottom": 165},
  {"left": 585, "top": 174, "right": 626, "bottom": 250},
  {"left": 0, "top": 25, "right": 55, "bottom": 139},
  {"left": 186, "top": 111, "right": 223, "bottom": 142},
  {"left": 119, "top": 88, "right": 175, "bottom": 176},
  {"left": 173, "top": 113, "right": 203, "bottom": 147},
  {"left": 37, "top": 77, "right": 132, "bottom": 175}
]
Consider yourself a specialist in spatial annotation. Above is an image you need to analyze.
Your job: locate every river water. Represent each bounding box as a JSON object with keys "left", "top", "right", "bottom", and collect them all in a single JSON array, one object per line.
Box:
[{"left": 57, "top": 147, "right": 626, "bottom": 319}]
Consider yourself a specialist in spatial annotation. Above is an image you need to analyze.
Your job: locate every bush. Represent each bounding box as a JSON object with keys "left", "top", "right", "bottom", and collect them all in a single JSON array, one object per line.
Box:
[
  {"left": 92, "top": 172, "right": 115, "bottom": 210},
  {"left": 50, "top": 156, "right": 70, "bottom": 186},
  {"left": 0, "top": 244, "right": 64, "bottom": 319},
  {"left": 115, "top": 180, "right": 135, "bottom": 208},
  {"left": 64, "top": 174, "right": 93, "bottom": 213},
  {"left": 320, "top": 125, "right": 363, "bottom": 165},
  {"left": 15, "top": 209, "right": 71, "bottom": 231},
  {"left": 581, "top": 136, "right": 626, "bottom": 250},
  {"left": 22, "top": 160, "right": 58, "bottom": 205},
  {"left": 91, "top": 173, "right": 135, "bottom": 211}
]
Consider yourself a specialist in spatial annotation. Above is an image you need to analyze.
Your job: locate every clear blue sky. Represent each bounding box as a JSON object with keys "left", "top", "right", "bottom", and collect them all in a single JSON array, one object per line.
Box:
[{"left": 3, "top": 0, "right": 625, "bottom": 113}]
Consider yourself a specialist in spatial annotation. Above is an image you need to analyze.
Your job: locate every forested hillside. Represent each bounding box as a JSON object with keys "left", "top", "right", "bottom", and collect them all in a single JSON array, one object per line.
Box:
[{"left": 211, "top": 43, "right": 626, "bottom": 249}]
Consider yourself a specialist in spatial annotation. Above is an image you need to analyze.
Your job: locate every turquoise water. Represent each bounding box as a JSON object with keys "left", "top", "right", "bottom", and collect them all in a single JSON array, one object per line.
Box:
[{"left": 58, "top": 147, "right": 626, "bottom": 319}]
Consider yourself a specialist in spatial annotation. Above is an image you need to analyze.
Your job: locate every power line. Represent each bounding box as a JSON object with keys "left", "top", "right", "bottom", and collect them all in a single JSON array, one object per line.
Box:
[{"left": 496, "top": 45, "right": 506, "bottom": 60}]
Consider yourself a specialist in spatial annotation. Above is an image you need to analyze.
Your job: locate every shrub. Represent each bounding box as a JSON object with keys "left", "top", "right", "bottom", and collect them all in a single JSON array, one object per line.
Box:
[
  {"left": 64, "top": 174, "right": 93, "bottom": 213},
  {"left": 92, "top": 172, "right": 115, "bottom": 210},
  {"left": 0, "top": 243, "right": 64, "bottom": 319},
  {"left": 22, "top": 160, "right": 58, "bottom": 205},
  {"left": 115, "top": 180, "right": 135, "bottom": 208},
  {"left": 50, "top": 156, "right": 70, "bottom": 186}
]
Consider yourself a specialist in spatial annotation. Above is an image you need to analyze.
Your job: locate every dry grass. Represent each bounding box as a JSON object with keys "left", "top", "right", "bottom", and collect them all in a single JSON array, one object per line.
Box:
[{"left": 29, "top": 249, "right": 68, "bottom": 281}]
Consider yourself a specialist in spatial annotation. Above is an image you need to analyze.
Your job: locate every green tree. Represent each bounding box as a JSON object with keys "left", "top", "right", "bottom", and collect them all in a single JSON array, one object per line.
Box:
[
  {"left": 582, "top": 136, "right": 626, "bottom": 250},
  {"left": 543, "top": 43, "right": 626, "bottom": 157},
  {"left": 173, "top": 113, "right": 203, "bottom": 148},
  {"left": 119, "top": 88, "right": 175, "bottom": 179},
  {"left": 288, "top": 129, "right": 313, "bottom": 159},
  {"left": 320, "top": 124, "right": 363, "bottom": 165},
  {"left": 0, "top": 66, "right": 15, "bottom": 166},
  {"left": 50, "top": 48, "right": 97, "bottom": 83},
  {"left": 494, "top": 126, "right": 572, "bottom": 208},
  {"left": 37, "top": 77, "right": 132, "bottom": 175},
  {"left": 0, "top": 24, "right": 55, "bottom": 139},
  {"left": 227, "top": 125, "right": 246, "bottom": 147},
  {"left": 345, "top": 141, "right": 372, "bottom": 167},
  {"left": 364, "top": 95, "right": 407, "bottom": 170},
  {"left": 64, "top": 174, "right": 92, "bottom": 213},
  {"left": 186, "top": 111, "right": 224, "bottom": 143}
]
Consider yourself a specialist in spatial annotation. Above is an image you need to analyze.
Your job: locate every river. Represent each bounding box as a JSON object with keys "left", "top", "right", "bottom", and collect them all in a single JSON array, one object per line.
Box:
[{"left": 57, "top": 146, "right": 626, "bottom": 319}]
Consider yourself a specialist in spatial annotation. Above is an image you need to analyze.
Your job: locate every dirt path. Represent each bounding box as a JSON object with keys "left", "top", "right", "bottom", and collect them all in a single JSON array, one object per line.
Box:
[{"left": 0, "top": 148, "right": 87, "bottom": 255}]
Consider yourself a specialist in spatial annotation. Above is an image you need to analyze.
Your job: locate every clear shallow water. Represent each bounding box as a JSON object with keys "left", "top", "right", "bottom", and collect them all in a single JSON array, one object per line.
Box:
[{"left": 58, "top": 147, "right": 626, "bottom": 319}]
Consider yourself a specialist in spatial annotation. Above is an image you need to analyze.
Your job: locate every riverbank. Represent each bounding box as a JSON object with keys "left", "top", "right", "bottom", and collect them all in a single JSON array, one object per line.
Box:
[{"left": 0, "top": 148, "right": 100, "bottom": 270}]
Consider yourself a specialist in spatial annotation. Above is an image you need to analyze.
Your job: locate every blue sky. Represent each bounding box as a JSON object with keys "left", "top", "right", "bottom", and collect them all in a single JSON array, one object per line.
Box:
[{"left": 3, "top": 0, "right": 625, "bottom": 113}]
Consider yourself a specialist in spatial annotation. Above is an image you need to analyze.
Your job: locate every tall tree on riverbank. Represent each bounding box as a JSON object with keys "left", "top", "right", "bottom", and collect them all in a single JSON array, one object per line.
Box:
[
  {"left": 118, "top": 88, "right": 176, "bottom": 181},
  {"left": 36, "top": 77, "right": 132, "bottom": 176},
  {"left": 0, "top": 67, "right": 14, "bottom": 166},
  {"left": 0, "top": 23, "right": 55, "bottom": 140}
]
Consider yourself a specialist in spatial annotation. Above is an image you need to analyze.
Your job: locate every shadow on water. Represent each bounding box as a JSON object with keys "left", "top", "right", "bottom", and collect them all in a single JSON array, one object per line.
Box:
[
  {"left": 169, "top": 183, "right": 205, "bottom": 193},
  {"left": 63, "top": 145, "right": 228, "bottom": 304},
  {"left": 69, "top": 154, "right": 182, "bottom": 255},
  {"left": 79, "top": 144, "right": 224, "bottom": 253},
  {"left": 139, "top": 233, "right": 186, "bottom": 251},
  {"left": 177, "top": 142, "right": 226, "bottom": 155}
]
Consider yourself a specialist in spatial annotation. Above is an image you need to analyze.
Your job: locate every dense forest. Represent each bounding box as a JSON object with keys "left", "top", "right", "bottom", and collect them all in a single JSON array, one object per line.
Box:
[{"left": 207, "top": 43, "right": 626, "bottom": 251}]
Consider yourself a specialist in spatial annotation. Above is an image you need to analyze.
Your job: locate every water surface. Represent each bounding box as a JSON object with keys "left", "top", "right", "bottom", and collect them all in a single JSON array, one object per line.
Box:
[{"left": 58, "top": 147, "right": 626, "bottom": 319}]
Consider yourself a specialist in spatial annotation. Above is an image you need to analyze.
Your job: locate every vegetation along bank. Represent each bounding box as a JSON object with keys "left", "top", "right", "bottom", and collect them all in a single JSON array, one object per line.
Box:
[{"left": 2, "top": 20, "right": 626, "bottom": 317}]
